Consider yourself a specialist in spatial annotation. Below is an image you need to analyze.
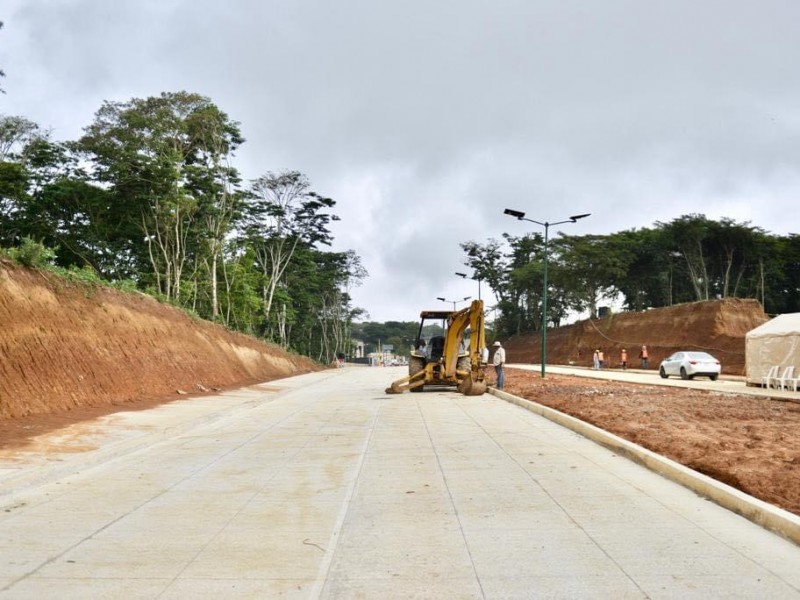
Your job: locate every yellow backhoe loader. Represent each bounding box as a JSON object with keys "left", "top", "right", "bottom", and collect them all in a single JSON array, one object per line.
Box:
[{"left": 385, "top": 299, "right": 488, "bottom": 395}]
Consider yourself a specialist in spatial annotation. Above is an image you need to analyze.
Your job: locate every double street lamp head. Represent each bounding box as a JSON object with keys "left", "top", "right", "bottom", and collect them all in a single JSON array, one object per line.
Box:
[
  {"left": 504, "top": 208, "right": 591, "bottom": 224},
  {"left": 437, "top": 296, "right": 471, "bottom": 309}
]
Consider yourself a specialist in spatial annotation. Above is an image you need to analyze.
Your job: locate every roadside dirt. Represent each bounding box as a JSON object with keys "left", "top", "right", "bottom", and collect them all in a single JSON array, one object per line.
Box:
[{"left": 503, "top": 368, "right": 800, "bottom": 516}]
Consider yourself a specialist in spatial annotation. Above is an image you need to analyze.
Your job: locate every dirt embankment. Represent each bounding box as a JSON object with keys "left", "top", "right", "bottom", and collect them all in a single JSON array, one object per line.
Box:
[
  {"left": 0, "top": 260, "right": 320, "bottom": 422},
  {"left": 503, "top": 298, "right": 770, "bottom": 375}
]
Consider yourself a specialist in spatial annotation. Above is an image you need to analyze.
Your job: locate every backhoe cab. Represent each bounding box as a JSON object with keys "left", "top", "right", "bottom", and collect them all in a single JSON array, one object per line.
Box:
[{"left": 385, "top": 299, "right": 488, "bottom": 395}]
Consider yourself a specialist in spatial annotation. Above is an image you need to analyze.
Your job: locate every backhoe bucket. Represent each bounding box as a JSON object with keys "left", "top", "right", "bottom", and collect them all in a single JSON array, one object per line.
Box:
[{"left": 457, "top": 373, "right": 487, "bottom": 396}]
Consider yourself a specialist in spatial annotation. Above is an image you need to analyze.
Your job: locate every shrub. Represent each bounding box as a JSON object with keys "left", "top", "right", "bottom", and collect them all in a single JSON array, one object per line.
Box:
[{"left": 9, "top": 238, "right": 56, "bottom": 268}]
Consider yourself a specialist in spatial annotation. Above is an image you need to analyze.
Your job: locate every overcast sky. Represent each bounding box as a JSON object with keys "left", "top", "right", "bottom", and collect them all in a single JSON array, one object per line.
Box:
[{"left": 3, "top": 1, "right": 800, "bottom": 322}]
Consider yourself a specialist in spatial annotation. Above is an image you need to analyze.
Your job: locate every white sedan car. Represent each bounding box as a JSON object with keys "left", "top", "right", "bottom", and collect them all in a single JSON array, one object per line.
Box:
[{"left": 659, "top": 351, "right": 721, "bottom": 381}]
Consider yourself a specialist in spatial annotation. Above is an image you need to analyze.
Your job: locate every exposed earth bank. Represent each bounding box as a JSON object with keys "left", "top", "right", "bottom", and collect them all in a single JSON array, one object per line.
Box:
[
  {"left": 0, "top": 260, "right": 320, "bottom": 441},
  {"left": 504, "top": 298, "right": 769, "bottom": 376}
]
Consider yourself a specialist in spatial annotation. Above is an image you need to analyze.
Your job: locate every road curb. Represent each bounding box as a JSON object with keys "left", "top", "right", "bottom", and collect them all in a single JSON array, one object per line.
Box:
[{"left": 490, "top": 387, "right": 800, "bottom": 547}]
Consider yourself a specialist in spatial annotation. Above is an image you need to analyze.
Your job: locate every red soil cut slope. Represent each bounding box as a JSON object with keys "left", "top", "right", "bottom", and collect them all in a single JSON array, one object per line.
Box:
[
  {"left": 503, "top": 298, "right": 770, "bottom": 375},
  {"left": 0, "top": 260, "right": 319, "bottom": 427}
]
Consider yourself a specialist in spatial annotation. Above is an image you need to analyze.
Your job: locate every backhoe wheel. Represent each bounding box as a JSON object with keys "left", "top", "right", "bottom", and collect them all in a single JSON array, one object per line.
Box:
[{"left": 409, "top": 356, "right": 425, "bottom": 393}]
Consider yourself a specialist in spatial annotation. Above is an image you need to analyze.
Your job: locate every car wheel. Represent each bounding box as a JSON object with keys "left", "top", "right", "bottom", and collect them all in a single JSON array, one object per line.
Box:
[
  {"left": 680, "top": 367, "right": 689, "bottom": 380},
  {"left": 659, "top": 367, "right": 668, "bottom": 379},
  {"left": 709, "top": 374, "right": 718, "bottom": 381}
]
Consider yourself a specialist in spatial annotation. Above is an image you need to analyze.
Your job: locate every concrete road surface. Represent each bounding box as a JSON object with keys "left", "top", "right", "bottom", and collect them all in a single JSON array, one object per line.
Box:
[{"left": 1, "top": 366, "right": 799, "bottom": 599}]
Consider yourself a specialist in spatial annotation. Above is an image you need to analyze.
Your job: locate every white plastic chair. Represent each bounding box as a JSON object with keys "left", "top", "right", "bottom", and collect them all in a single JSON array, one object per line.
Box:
[
  {"left": 776, "top": 366, "right": 795, "bottom": 391},
  {"left": 761, "top": 365, "right": 779, "bottom": 388}
]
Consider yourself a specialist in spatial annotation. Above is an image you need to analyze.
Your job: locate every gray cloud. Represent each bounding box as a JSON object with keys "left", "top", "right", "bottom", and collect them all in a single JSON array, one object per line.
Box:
[{"left": 4, "top": 0, "right": 800, "bottom": 321}]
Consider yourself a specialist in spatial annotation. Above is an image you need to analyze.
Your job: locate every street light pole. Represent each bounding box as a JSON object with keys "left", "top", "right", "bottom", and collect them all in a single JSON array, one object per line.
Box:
[
  {"left": 455, "top": 272, "right": 481, "bottom": 300},
  {"left": 436, "top": 296, "right": 472, "bottom": 311},
  {"left": 503, "top": 208, "right": 590, "bottom": 378}
]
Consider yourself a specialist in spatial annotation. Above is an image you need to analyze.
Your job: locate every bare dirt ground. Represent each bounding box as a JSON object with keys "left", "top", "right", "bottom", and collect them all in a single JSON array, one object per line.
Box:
[{"left": 503, "top": 367, "right": 800, "bottom": 516}]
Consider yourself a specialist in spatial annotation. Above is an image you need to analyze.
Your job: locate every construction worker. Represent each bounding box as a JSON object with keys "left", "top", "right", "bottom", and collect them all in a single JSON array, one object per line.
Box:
[
  {"left": 639, "top": 345, "right": 649, "bottom": 369},
  {"left": 492, "top": 341, "right": 506, "bottom": 389},
  {"left": 620, "top": 348, "right": 628, "bottom": 370}
]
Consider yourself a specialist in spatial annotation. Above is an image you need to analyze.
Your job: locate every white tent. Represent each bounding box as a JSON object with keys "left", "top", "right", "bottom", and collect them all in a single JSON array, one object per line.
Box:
[{"left": 745, "top": 313, "right": 800, "bottom": 385}]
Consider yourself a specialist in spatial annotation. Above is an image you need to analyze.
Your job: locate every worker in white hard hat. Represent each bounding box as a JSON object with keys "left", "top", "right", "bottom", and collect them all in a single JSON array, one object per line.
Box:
[{"left": 492, "top": 340, "right": 506, "bottom": 390}]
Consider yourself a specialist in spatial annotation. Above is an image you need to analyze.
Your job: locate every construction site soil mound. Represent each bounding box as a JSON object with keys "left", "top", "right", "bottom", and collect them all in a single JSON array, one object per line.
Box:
[
  {"left": 0, "top": 260, "right": 320, "bottom": 444},
  {"left": 503, "top": 298, "right": 770, "bottom": 376}
]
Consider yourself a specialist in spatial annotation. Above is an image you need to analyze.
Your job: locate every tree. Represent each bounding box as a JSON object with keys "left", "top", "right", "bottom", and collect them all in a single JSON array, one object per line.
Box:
[
  {"left": 78, "top": 91, "right": 243, "bottom": 301},
  {"left": 0, "top": 115, "right": 44, "bottom": 161},
  {"left": 277, "top": 247, "right": 366, "bottom": 361},
  {"left": 0, "top": 162, "right": 28, "bottom": 245},
  {"left": 243, "top": 171, "right": 339, "bottom": 344},
  {"left": 608, "top": 228, "right": 670, "bottom": 310},
  {"left": 353, "top": 320, "right": 421, "bottom": 355},
  {"left": 552, "top": 234, "right": 631, "bottom": 318},
  {"left": 656, "top": 215, "right": 713, "bottom": 301},
  {"left": 763, "top": 234, "right": 800, "bottom": 314},
  {"left": 181, "top": 103, "right": 245, "bottom": 319},
  {"left": 0, "top": 136, "right": 128, "bottom": 276},
  {"left": 705, "top": 218, "right": 762, "bottom": 299},
  {"left": 460, "top": 238, "right": 507, "bottom": 305}
]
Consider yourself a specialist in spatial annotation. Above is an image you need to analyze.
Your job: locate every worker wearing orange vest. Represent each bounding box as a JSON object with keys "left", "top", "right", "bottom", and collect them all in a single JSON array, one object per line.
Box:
[
  {"left": 639, "top": 345, "right": 649, "bottom": 369},
  {"left": 620, "top": 348, "right": 628, "bottom": 370}
]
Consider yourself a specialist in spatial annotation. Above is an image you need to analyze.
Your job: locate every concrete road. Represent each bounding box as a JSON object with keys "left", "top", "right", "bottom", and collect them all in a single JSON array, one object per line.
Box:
[{"left": 1, "top": 366, "right": 799, "bottom": 599}]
